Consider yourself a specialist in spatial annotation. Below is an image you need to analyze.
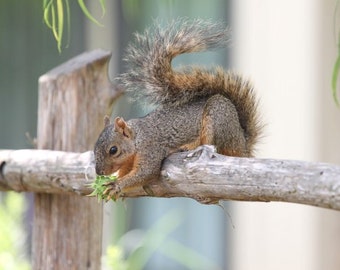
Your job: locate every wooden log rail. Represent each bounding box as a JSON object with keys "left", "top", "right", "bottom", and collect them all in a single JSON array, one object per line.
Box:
[{"left": 1, "top": 145, "right": 340, "bottom": 211}]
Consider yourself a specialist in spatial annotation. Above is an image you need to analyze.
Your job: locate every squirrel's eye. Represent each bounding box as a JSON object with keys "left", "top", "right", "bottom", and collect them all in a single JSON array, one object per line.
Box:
[{"left": 109, "top": 146, "right": 118, "bottom": 155}]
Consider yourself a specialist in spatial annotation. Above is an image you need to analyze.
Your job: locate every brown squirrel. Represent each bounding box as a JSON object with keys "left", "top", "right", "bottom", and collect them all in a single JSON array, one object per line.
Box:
[{"left": 94, "top": 19, "right": 261, "bottom": 200}]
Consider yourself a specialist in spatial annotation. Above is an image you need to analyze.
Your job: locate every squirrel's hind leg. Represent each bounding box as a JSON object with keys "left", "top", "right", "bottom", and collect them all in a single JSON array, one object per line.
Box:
[{"left": 200, "top": 94, "right": 248, "bottom": 157}]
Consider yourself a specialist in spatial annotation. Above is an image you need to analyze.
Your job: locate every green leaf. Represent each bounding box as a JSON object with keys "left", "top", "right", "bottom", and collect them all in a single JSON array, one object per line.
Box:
[
  {"left": 56, "top": 0, "right": 64, "bottom": 52},
  {"left": 78, "top": 0, "right": 104, "bottom": 27},
  {"left": 43, "top": 0, "right": 54, "bottom": 29},
  {"left": 51, "top": 5, "right": 58, "bottom": 40},
  {"left": 159, "top": 239, "right": 220, "bottom": 270},
  {"left": 65, "top": 0, "right": 71, "bottom": 48},
  {"left": 99, "top": 0, "right": 106, "bottom": 17},
  {"left": 332, "top": 50, "right": 340, "bottom": 107},
  {"left": 43, "top": 0, "right": 63, "bottom": 52},
  {"left": 127, "top": 210, "right": 184, "bottom": 270},
  {"left": 88, "top": 175, "right": 118, "bottom": 201},
  {"left": 332, "top": 0, "right": 340, "bottom": 107},
  {"left": 43, "top": 0, "right": 106, "bottom": 51},
  {"left": 0, "top": 193, "right": 30, "bottom": 270}
]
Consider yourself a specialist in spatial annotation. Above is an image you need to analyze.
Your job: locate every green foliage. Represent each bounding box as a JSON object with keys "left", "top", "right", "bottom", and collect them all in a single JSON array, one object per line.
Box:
[
  {"left": 105, "top": 245, "right": 129, "bottom": 270},
  {"left": 103, "top": 210, "right": 220, "bottom": 270},
  {"left": 332, "top": 56, "right": 340, "bottom": 106},
  {"left": 43, "top": 0, "right": 105, "bottom": 52},
  {"left": 333, "top": 0, "right": 340, "bottom": 106},
  {"left": 78, "top": 0, "right": 105, "bottom": 26},
  {"left": 88, "top": 175, "right": 118, "bottom": 201},
  {"left": 0, "top": 193, "right": 30, "bottom": 270}
]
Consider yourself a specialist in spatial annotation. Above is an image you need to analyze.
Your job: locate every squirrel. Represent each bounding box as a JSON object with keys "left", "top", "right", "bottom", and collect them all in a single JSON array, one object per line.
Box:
[{"left": 94, "top": 19, "right": 261, "bottom": 200}]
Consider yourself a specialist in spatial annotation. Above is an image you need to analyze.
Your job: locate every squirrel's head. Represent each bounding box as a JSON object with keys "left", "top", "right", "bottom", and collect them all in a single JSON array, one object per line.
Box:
[{"left": 94, "top": 116, "right": 136, "bottom": 176}]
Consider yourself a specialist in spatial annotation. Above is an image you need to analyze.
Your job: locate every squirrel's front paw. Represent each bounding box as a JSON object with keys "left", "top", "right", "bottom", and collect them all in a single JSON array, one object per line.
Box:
[{"left": 103, "top": 182, "right": 121, "bottom": 201}]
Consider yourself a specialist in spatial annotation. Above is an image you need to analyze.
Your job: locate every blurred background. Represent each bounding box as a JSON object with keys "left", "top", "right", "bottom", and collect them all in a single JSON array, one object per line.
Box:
[{"left": 0, "top": 0, "right": 340, "bottom": 269}]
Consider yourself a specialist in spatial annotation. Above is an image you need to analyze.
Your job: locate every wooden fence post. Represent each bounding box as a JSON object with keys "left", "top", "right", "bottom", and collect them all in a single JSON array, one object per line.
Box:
[{"left": 32, "top": 49, "right": 120, "bottom": 269}]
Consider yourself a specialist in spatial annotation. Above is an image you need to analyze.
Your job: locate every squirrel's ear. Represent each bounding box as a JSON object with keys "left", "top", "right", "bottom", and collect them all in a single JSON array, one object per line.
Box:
[
  {"left": 114, "top": 117, "right": 133, "bottom": 138},
  {"left": 104, "top": 115, "right": 111, "bottom": 127}
]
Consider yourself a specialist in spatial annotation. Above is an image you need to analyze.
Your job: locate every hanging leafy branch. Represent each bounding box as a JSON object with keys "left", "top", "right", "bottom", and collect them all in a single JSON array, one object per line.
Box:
[
  {"left": 332, "top": 0, "right": 340, "bottom": 106},
  {"left": 43, "top": 0, "right": 106, "bottom": 52},
  {"left": 332, "top": 56, "right": 340, "bottom": 106}
]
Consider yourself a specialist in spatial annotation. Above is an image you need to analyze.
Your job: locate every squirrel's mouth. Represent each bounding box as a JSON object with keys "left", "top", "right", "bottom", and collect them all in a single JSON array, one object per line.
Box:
[
  {"left": 110, "top": 164, "right": 121, "bottom": 173},
  {"left": 96, "top": 164, "right": 121, "bottom": 176},
  {"left": 111, "top": 165, "right": 121, "bottom": 173}
]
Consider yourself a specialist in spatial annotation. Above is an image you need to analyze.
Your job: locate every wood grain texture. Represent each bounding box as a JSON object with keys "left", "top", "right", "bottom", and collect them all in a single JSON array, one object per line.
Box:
[
  {"left": 32, "top": 49, "right": 119, "bottom": 270},
  {"left": 0, "top": 150, "right": 94, "bottom": 194},
  {"left": 1, "top": 146, "right": 340, "bottom": 211}
]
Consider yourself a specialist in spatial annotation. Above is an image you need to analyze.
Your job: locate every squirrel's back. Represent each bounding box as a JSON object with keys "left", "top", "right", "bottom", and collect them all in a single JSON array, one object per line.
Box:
[{"left": 119, "top": 19, "right": 261, "bottom": 155}]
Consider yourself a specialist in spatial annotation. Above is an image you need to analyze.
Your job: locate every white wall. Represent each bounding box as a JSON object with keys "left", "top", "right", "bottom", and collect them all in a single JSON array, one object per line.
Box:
[{"left": 230, "top": 1, "right": 340, "bottom": 269}]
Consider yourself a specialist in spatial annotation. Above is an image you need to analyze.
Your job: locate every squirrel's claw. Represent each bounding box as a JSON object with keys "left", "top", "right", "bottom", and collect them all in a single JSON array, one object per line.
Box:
[
  {"left": 103, "top": 182, "right": 121, "bottom": 201},
  {"left": 103, "top": 181, "right": 114, "bottom": 187}
]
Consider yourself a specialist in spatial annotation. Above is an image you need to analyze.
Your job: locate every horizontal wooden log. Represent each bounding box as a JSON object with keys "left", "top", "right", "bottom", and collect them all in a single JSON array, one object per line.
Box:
[
  {"left": 0, "top": 150, "right": 95, "bottom": 195},
  {"left": 1, "top": 146, "right": 340, "bottom": 210}
]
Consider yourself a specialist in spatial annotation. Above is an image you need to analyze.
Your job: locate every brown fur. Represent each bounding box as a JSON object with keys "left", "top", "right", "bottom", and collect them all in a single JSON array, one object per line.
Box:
[
  {"left": 120, "top": 20, "right": 261, "bottom": 156},
  {"left": 117, "top": 154, "right": 138, "bottom": 179},
  {"left": 95, "top": 19, "right": 262, "bottom": 200}
]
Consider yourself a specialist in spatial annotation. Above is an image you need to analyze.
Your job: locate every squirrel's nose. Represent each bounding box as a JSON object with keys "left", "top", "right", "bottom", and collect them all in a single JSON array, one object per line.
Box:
[{"left": 95, "top": 166, "right": 104, "bottom": 175}]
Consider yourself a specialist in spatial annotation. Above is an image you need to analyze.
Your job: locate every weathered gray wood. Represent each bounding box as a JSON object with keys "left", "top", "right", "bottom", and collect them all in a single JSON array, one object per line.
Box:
[
  {"left": 32, "top": 49, "right": 119, "bottom": 270},
  {"left": 0, "top": 150, "right": 94, "bottom": 194},
  {"left": 1, "top": 146, "right": 340, "bottom": 211}
]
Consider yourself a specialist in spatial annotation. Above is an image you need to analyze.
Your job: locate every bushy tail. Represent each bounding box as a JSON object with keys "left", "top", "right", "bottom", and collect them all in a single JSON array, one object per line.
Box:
[
  {"left": 118, "top": 19, "right": 261, "bottom": 154},
  {"left": 118, "top": 19, "right": 230, "bottom": 106}
]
